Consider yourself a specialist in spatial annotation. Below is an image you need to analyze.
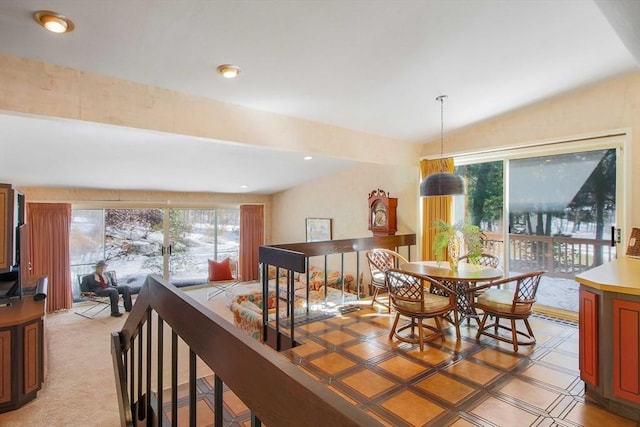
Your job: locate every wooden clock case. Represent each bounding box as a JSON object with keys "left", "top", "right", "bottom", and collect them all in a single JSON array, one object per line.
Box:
[{"left": 368, "top": 189, "right": 397, "bottom": 236}]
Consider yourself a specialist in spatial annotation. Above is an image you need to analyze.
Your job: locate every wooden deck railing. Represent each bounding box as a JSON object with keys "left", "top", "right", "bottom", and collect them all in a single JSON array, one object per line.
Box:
[
  {"left": 483, "top": 232, "right": 615, "bottom": 278},
  {"left": 111, "top": 275, "right": 382, "bottom": 426}
]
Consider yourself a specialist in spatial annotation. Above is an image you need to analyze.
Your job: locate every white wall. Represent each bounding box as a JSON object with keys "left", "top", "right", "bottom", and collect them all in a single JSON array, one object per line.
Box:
[
  {"left": 422, "top": 72, "right": 640, "bottom": 233},
  {"left": 271, "top": 163, "right": 418, "bottom": 244}
]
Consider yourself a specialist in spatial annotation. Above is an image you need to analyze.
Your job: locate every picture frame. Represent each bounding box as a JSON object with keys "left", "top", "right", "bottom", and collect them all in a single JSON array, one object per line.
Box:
[
  {"left": 626, "top": 227, "right": 640, "bottom": 258},
  {"left": 306, "top": 218, "right": 332, "bottom": 242}
]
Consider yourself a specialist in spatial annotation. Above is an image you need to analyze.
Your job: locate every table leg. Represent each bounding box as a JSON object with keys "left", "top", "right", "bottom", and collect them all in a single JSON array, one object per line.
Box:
[
  {"left": 455, "top": 281, "right": 480, "bottom": 325},
  {"left": 440, "top": 280, "right": 480, "bottom": 327}
]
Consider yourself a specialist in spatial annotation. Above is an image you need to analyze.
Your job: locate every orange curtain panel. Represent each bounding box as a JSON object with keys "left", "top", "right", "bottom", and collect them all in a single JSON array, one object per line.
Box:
[
  {"left": 27, "top": 203, "right": 73, "bottom": 312},
  {"left": 239, "top": 204, "right": 264, "bottom": 282},
  {"left": 420, "top": 158, "right": 454, "bottom": 260}
]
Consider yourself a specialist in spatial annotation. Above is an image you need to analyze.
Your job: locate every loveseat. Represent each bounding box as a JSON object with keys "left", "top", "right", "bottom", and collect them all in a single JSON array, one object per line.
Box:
[
  {"left": 228, "top": 266, "right": 359, "bottom": 340},
  {"left": 228, "top": 281, "right": 306, "bottom": 341}
]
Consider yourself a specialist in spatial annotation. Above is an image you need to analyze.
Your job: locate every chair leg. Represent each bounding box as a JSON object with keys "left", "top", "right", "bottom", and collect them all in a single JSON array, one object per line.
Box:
[
  {"left": 476, "top": 313, "right": 489, "bottom": 340},
  {"left": 418, "top": 318, "right": 424, "bottom": 351},
  {"left": 371, "top": 288, "right": 379, "bottom": 307},
  {"left": 435, "top": 316, "right": 445, "bottom": 342},
  {"left": 511, "top": 318, "right": 518, "bottom": 352},
  {"left": 524, "top": 318, "right": 535, "bottom": 340},
  {"left": 75, "top": 300, "right": 110, "bottom": 319},
  {"left": 452, "top": 309, "right": 460, "bottom": 340},
  {"left": 389, "top": 313, "right": 400, "bottom": 340}
]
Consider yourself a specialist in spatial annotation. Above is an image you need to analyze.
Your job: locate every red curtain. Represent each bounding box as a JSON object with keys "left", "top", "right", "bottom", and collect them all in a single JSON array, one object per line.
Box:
[
  {"left": 239, "top": 205, "right": 264, "bottom": 281},
  {"left": 27, "top": 203, "right": 73, "bottom": 312}
]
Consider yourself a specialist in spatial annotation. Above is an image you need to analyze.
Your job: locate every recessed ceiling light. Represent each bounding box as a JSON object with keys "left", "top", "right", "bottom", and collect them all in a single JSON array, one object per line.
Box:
[
  {"left": 217, "top": 64, "right": 240, "bottom": 79},
  {"left": 33, "top": 10, "right": 75, "bottom": 34},
  {"left": 303, "top": 156, "right": 313, "bottom": 160},
  {"left": 240, "top": 185, "right": 248, "bottom": 189}
]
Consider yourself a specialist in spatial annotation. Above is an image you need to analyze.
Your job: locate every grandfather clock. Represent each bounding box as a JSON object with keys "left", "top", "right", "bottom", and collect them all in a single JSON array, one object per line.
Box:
[{"left": 368, "top": 189, "right": 397, "bottom": 236}]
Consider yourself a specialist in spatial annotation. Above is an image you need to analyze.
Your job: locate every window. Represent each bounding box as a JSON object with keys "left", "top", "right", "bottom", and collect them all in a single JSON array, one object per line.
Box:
[
  {"left": 452, "top": 136, "right": 623, "bottom": 313},
  {"left": 70, "top": 207, "right": 239, "bottom": 298}
]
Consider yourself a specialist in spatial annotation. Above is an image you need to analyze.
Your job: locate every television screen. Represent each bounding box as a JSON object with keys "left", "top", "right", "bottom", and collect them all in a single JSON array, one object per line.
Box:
[{"left": 0, "top": 270, "right": 19, "bottom": 298}]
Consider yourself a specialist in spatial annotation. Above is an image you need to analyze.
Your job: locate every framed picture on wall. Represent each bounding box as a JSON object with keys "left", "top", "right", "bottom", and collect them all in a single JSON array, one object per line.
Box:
[
  {"left": 627, "top": 227, "right": 640, "bottom": 258},
  {"left": 306, "top": 218, "right": 332, "bottom": 242}
]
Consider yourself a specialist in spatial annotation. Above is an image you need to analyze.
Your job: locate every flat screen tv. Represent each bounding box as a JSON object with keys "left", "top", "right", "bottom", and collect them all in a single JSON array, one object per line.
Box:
[{"left": 0, "top": 270, "right": 20, "bottom": 298}]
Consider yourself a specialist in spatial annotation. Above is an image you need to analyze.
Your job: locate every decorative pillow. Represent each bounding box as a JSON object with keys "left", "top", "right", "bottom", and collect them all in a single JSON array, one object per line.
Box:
[
  {"left": 208, "top": 258, "right": 234, "bottom": 281},
  {"left": 308, "top": 279, "right": 326, "bottom": 291},
  {"left": 267, "top": 265, "right": 289, "bottom": 279},
  {"left": 298, "top": 266, "right": 354, "bottom": 289},
  {"left": 296, "top": 265, "right": 323, "bottom": 284}
]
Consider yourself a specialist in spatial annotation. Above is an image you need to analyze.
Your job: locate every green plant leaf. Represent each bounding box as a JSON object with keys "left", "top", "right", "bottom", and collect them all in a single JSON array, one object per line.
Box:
[{"left": 432, "top": 219, "right": 484, "bottom": 264}]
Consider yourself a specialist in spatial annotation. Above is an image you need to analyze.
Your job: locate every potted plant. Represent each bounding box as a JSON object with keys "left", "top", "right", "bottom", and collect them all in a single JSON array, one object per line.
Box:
[{"left": 432, "top": 219, "right": 484, "bottom": 269}]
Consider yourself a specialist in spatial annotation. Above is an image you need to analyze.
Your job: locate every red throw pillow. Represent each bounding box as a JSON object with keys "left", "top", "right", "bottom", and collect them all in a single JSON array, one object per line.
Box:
[{"left": 208, "top": 258, "right": 234, "bottom": 281}]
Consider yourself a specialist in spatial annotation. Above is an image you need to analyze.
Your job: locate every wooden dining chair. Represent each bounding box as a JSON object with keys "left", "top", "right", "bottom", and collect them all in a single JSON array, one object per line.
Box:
[
  {"left": 473, "top": 270, "right": 546, "bottom": 352},
  {"left": 365, "top": 248, "right": 408, "bottom": 312},
  {"left": 459, "top": 252, "right": 501, "bottom": 323},
  {"left": 385, "top": 268, "right": 458, "bottom": 350},
  {"left": 458, "top": 253, "right": 500, "bottom": 268}
]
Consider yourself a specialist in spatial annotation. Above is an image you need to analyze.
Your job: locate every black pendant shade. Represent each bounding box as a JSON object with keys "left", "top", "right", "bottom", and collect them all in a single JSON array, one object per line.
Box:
[
  {"left": 421, "top": 94, "right": 466, "bottom": 197},
  {"left": 420, "top": 172, "right": 465, "bottom": 197}
]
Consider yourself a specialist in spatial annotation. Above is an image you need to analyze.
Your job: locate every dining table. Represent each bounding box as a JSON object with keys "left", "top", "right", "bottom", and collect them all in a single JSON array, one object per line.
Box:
[{"left": 400, "top": 260, "right": 503, "bottom": 327}]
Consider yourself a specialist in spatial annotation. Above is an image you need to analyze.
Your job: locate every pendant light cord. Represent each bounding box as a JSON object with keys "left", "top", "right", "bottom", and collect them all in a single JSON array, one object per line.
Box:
[{"left": 436, "top": 95, "right": 447, "bottom": 171}]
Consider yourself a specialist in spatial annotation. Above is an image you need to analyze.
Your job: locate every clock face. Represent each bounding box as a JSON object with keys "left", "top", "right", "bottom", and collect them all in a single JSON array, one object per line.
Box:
[{"left": 372, "top": 201, "right": 387, "bottom": 227}]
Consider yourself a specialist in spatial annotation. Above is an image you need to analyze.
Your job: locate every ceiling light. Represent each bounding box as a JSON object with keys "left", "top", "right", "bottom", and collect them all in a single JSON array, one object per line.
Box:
[
  {"left": 303, "top": 156, "right": 313, "bottom": 160},
  {"left": 420, "top": 95, "right": 466, "bottom": 197},
  {"left": 217, "top": 64, "right": 240, "bottom": 79},
  {"left": 240, "top": 185, "right": 248, "bottom": 189},
  {"left": 33, "top": 11, "right": 75, "bottom": 34}
]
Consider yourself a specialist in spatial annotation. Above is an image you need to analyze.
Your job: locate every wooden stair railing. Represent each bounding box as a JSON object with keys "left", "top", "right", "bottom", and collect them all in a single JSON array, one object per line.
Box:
[{"left": 111, "top": 274, "right": 382, "bottom": 427}]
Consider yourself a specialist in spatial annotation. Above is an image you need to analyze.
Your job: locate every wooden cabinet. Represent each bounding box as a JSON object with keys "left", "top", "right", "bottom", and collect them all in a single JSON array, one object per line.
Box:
[
  {"left": 579, "top": 288, "right": 598, "bottom": 386},
  {"left": 0, "top": 184, "right": 14, "bottom": 272},
  {"left": 612, "top": 298, "right": 640, "bottom": 404},
  {"left": 0, "top": 329, "right": 11, "bottom": 405},
  {"left": 0, "top": 297, "right": 45, "bottom": 413},
  {"left": 576, "top": 258, "right": 640, "bottom": 423}
]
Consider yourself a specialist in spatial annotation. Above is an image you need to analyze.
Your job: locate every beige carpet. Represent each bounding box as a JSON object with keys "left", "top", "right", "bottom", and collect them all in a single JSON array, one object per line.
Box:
[{"left": 0, "top": 286, "right": 232, "bottom": 427}]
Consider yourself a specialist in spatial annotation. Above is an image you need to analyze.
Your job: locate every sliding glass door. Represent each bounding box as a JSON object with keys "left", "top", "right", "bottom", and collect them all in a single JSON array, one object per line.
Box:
[
  {"left": 454, "top": 161, "right": 504, "bottom": 260},
  {"left": 167, "top": 209, "right": 239, "bottom": 285},
  {"left": 454, "top": 141, "right": 621, "bottom": 313},
  {"left": 70, "top": 208, "right": 165, "bottom": 295},
  {"left": 507, "top": 149, "right": 617, "bottom": 310},
  {"left": 70, "top": 207, "right": 239, "bottom": 297}
]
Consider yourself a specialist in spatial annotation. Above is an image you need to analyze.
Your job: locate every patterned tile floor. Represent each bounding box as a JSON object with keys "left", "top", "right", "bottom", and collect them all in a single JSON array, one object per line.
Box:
[{"left": 165, "top": 302, "right": 638, "bottom": 427}]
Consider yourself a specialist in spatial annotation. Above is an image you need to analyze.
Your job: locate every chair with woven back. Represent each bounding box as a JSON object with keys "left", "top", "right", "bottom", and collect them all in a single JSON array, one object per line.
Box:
[
  {"left": 457, "top": 253, "right": 501, "bottom": 324},
  {"left": 473, "top": 270, "right": 546, "bottom": 352},
  {"left": 385, "top": 268, "right": 458, "bottom": 350},
  {"left": 365, "top": 248, "right": 408, "bottom": 312},
  {"left": 458, "top": 253, "right": 500, "bottom": 269}
]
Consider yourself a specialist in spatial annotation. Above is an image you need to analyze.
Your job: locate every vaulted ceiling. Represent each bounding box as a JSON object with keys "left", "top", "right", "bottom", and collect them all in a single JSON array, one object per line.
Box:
[{"left": 0, "top": 0, "right": 638, "bottom": 193}]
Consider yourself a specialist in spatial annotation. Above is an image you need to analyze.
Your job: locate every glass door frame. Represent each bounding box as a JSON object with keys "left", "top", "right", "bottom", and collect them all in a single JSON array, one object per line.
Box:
[
  {"left": 455, "top": 132, "right": 629, "bottom": 264},
  {"left": 72, "top": 203, "right": 241, "bottom": 287},
  {"left": 453, "top": 131, "right": 629, "bottom": 317},
  {"left": 163, "top": 208, "right": 240, "bottom": 284}
]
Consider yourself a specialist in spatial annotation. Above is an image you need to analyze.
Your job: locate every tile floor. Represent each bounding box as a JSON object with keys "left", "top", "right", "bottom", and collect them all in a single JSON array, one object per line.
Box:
[{"left": 165, "top": 299, "right": 638, "bottom": 427}]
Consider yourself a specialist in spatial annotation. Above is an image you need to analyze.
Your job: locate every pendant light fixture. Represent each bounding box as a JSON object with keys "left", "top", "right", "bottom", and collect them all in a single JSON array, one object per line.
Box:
[{"left": 420, "top": 95, "right": 465, "bottom": 197}]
